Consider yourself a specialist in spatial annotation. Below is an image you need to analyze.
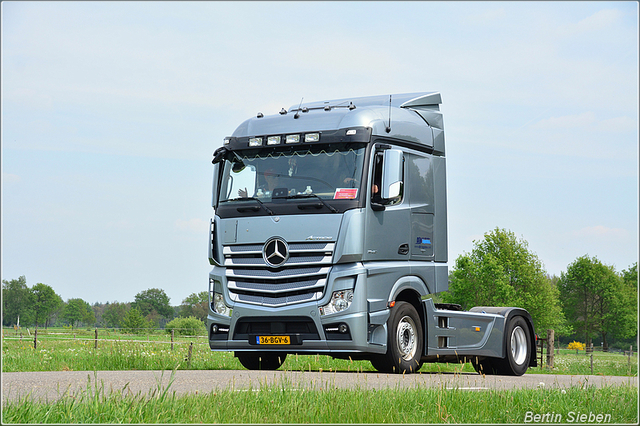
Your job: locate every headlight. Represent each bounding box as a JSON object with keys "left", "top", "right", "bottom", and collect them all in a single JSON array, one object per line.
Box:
[
  {"left": 213, "top": 292, "right": 232, "bottom": 317},
  {"left": 319, "top": 290, "right": 353, "bottom": 316}
]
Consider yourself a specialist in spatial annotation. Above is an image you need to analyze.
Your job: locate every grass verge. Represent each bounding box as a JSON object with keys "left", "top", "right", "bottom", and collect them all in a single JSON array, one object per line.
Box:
[{"left": 2, "top": 371, "right": 637, "bottom": 424}]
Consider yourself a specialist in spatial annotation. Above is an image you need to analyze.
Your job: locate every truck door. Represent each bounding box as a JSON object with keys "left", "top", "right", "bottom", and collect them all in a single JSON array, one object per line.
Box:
[{"left": 364, "top": 148, "right": 410, "bottom": 261}]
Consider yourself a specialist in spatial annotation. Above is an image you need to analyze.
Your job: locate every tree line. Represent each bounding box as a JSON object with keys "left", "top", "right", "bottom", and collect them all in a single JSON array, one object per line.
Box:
[
  {"left": 3, "top": 227, "right": 637, "bottom": 349},
  {"left": 2, "top": 279, "right": 207, "bottom": 332}
]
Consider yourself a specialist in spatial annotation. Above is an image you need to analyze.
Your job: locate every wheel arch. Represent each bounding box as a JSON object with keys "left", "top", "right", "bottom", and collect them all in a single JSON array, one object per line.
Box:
[
  {"left": 389, "top": 276, "right": 428, "bottom": 357},
  {"left": 469, "top": 306, "right": 538, "bottom": 367}
]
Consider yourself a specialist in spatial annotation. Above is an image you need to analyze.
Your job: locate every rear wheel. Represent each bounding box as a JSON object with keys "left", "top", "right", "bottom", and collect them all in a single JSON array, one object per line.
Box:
[
  {"left": 235, "top": 352, "right": 287, "bottom": 370},
  {"left": 499, "top": 316, "right": 531, "bottom": 375},
  {"left": 370, "top": 301, "right": 423, "bottom": 374},
  {"left": 472, "top": 316, "right": 531, "bottom": 376}
]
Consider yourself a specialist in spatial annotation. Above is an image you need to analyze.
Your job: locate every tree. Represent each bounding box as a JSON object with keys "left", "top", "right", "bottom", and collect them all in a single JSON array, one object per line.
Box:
[
  {"left": 102, "top": 302, "right": 129, "bottom": 328},
  {"left": 179, "top": 291, "right": 209, "bottom": 321},
  {"left": 131, "top": 288, "right": 173, "bottom": 319},
  {"left": 31, "top": 283, "right": 62, "bottom": 328},
  {"left": 2, "top": 276, "right": 34, "bottom": 327},
  {"left": 92, "top": 302, "right": 106, "bottom": 327},
  {"left": 62, "top": 298, "right": 95, "bottom": 329},
  {"left": 443, "top": 228, "right": 566, "bottom": 335},
  {"left": 121, "top": 307, "right": 151, "bottom": 334},
  {"left": 613, "top": 263, "right": 638, "bottom": 340},
  {"left": 558, "top": 255, "right": 625, "bottom": 349}
]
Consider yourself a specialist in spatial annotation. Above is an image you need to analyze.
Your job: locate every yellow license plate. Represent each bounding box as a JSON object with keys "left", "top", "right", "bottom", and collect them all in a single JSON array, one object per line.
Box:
[{"left": 257, "top": 335, "right": 290, "bottom": 345}]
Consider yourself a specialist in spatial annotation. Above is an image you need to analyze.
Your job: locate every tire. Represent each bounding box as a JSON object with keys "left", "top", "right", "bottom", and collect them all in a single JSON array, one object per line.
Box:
[
  {"left": 235, "top": 352, "right": 287, "bottom": 370},
  {"left": 370, "top": 301, "right": 423, "bottom": 374},
  {"left": 497, "top": 316, "right": 531, "bottom": 376}
]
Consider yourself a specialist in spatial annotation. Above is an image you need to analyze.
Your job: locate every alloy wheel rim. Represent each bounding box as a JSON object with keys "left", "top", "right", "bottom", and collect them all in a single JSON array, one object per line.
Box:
[
  {"left": 396, "top": 315, "right": 417, "bottom": 360},
  {"left": 511, "top": 326, "right": 528, "bottom": 365}
]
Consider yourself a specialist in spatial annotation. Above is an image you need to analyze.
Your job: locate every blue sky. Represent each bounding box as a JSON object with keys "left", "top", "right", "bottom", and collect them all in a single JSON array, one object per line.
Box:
[{"left": 2, "top": 1, "right": 638, "bottom": 306}]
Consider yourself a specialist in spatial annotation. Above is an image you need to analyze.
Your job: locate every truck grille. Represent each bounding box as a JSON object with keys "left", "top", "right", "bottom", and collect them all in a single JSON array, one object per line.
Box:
[{"left": 223, "top": 241, "right": 334, "bottom": 307}]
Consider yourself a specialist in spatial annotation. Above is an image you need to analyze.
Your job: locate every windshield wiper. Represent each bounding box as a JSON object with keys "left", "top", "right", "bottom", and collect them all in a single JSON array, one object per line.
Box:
[
  {"left": 221, "top": 197, "right": 274, "bottom": 215},
  {"left": 286, "top": 194, "right": 338, "bottom": 213}
]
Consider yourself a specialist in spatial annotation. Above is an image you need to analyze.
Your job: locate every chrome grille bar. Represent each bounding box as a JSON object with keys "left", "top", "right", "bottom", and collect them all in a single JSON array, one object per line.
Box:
[{"left": 223, "top": 241, "right": 334, "bottom": 307}]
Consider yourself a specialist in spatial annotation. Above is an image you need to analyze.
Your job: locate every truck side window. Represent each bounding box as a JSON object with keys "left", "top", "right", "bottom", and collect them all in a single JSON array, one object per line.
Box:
[{"left": 371, "top": 153, "right": 383, "bottom": 204}]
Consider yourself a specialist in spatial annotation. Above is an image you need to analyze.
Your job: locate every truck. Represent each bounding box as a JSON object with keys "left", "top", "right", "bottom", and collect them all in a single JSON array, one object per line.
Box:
[{"left": 208, "top": 92, "right": 537, "bottom": 375}]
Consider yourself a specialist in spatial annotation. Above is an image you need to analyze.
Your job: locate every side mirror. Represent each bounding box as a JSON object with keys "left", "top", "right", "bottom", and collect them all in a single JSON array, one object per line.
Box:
[
  {"left": 212, "top": 146, "right": 228, "bottom": 164},
  {"left": 381, "top": 149, "right": 404, "bottom": 200}
]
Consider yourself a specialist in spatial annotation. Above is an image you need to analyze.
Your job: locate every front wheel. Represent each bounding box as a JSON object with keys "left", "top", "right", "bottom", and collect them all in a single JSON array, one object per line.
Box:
[
  {"left": 235, "top": 352, "right": 287, "bottom": 370},
  {"left": 370, "top": 301, "right": 423, "bottom": 374}
]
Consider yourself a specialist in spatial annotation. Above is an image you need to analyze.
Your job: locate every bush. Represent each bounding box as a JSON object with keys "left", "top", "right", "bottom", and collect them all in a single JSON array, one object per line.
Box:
[
  {"left": 165, "top": 316, "right": 206, "bottom": 336},
  {"left": 567, "top": 341, "right": 585, "bottom": 351}
]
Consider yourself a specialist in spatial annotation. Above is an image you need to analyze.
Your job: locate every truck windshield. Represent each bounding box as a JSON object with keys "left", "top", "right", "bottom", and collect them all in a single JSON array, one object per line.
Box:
[{"left": 218, "top": 144, "right": 366, "bottom": 204}]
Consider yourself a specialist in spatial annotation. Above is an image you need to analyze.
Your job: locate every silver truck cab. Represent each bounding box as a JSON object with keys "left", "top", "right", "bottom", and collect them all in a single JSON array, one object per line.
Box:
[{"left": 208, "top": 93, "right": 536, "bottom": 374}]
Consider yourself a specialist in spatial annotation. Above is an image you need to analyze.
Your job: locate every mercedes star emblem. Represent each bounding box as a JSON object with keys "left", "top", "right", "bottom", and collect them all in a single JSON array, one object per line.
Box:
[{"left": 263, "top": 238, "right": 289, "bottom": 267}]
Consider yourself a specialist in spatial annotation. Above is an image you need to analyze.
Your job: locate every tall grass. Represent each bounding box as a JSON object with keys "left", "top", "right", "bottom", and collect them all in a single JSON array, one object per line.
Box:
[{"left": 2, "top": 371, "right": 637, "bottom": 424}]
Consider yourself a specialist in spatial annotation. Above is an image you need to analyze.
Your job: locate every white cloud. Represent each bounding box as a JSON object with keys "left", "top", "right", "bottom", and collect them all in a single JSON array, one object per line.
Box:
[
  {"left": 573, "top": 225, "right": 629, "bottom": 240},
  {"left": 3, "top": 173, "right": 21, "bottom": 184},
  {"left": 561, "top": 9, "right": 623, "bottom": 36}
]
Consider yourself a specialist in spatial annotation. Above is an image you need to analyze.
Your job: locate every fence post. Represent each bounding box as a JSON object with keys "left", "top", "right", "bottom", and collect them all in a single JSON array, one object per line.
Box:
[
  {"left": 33, "top": 327, "right": 37, "bottom": 350},
  {"left": 629, "top": 345, "right": 633, "bottom": 370},
  {"left": 546, "top": 329, "right": 554, "bottom": 368},
  {"left": 537, "top": 338, "right": 545, "bottom": 367},
  {"left": 95, "top": 329, "right": 98, "bottom": 349},
  {"left": 187, "top": 342, "right": 193, "bottom": 368},
  {"left": 590, "top": 353, "right": 594, "bottom": 375},
  {"left": 171, "top": 329, "right": 174, "bottom": 351}
]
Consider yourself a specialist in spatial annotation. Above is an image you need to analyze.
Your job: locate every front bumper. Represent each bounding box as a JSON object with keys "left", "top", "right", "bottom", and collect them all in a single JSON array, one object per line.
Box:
[{"left": 208, "top": 302, "right": 385, "bottom": 354}]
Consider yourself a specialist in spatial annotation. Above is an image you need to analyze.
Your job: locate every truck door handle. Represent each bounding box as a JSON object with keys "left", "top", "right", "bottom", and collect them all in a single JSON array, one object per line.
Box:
[{"left": 398, "top": 244, "right": 409, "bottom": 255}]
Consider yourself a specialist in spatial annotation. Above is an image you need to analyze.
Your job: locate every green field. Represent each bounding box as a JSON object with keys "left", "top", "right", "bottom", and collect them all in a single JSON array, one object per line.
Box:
[
  {"left": 2, "top": 328, "right": 638, "bottom": 424},
  {"left": 2, "top": 327, "right": 637, "bottom": 376}
]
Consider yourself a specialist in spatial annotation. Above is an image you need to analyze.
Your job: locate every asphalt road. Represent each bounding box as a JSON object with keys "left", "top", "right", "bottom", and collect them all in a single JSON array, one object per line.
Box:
[{"left": 2, "top": 370, "right": 637, "bottom": 404}]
